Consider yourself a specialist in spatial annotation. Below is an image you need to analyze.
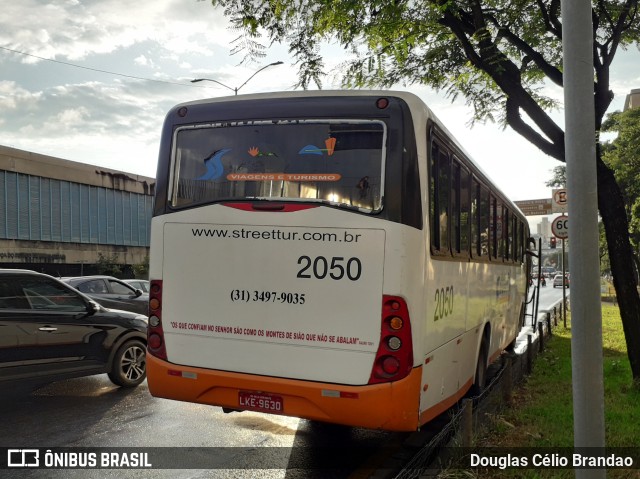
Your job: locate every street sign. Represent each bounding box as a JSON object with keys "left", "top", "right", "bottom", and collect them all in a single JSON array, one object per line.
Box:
[
  {"left": 552, "top": 188, "right": 568, "bottom": 213},
  {"left": 551, "top": 214, "right": 569, "bottom": 239},
  {"left": 514, "top": 198, "right": 553, "bottom": 216}
]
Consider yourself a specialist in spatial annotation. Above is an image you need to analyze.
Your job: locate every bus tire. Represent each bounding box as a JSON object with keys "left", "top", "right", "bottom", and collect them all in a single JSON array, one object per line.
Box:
[
  {"left": 108, "top": 339, "right": 147, "bottom": 388},
  {"left": 470, "top": 340, "right": 488, "bottom": 396}
]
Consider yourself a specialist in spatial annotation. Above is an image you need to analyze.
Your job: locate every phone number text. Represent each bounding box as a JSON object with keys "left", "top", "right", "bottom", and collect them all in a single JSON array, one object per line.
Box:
[{"left": 230, "top": 289, "right": 306, "bottom": 304}]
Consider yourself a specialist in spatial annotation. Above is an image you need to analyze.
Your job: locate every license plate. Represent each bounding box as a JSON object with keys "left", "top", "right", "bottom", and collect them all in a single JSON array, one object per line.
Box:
[{"left": 238, "top": 391, "right": 284, "bottom": 413}]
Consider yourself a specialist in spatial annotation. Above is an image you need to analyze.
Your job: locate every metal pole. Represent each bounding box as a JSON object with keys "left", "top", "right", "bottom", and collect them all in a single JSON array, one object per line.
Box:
[
  {"left": 534, "top": 238, "right": 541, "bottom": 326},
  {"left": 561, "top": 1, "right": 606, "bottom": 477},
  {"left": 562, "top": 239, "right": 567, "bottom": 325}
]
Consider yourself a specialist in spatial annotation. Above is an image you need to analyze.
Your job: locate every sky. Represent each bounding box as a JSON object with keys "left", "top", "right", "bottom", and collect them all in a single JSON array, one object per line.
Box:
[{"left": 1, "top": 0, "right": 639, "bottom": 219}]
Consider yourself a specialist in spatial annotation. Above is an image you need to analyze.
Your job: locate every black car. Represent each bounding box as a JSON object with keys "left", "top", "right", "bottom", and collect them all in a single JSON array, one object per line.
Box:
[
  {"left": 0, "top": 269, "right": 148, "bottom": 388},
  {"left": 61, "top": 275, "right": 149, "bottom": 316}
]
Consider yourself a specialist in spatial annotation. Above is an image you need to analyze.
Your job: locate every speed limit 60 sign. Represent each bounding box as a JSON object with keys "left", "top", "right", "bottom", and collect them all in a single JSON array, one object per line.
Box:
[{"left": 552, "top": 215, "right": 569, "bottom": 239}]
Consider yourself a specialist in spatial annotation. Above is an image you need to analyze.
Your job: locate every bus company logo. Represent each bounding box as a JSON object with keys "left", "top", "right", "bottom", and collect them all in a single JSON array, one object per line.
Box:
[{"left": 7, "top": 449, "right": 40, "bottom": 467}]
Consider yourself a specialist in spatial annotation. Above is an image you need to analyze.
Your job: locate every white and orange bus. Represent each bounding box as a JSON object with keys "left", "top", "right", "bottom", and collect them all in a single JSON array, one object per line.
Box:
[{"left": 146, "top": 91, "right": 530, "bottom": 431}]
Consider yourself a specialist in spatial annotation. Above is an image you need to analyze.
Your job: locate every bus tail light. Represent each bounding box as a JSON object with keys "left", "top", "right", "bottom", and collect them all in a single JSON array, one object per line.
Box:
[
  {"left": 147, "top": 279, "right": 167, "bottom": 360},
  {"left": 368, "top": 295, "right": 414, "bottom": 384}
]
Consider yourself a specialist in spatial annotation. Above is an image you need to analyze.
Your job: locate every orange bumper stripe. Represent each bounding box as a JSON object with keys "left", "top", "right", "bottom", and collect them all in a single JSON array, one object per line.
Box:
[{"left": 147, "top": 353, "right": 422, "bottom": 431}]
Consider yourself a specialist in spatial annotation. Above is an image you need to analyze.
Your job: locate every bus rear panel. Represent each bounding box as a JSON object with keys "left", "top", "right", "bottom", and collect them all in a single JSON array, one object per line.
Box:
[
  {"left": 146, "top": 91, "right": 528, "bottom": 431},
  {"left": 147, "top": 92, "right": 424, "bottom": 431}
]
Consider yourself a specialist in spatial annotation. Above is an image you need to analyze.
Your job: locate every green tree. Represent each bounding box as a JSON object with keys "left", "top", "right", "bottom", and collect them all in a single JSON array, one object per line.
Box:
[
  {"left": 602, "top": 108, "right": 640, "bottom": 275},
  {"left": 96, "top": 252, "right": 122, "bottom": 277},
  {"left": 209, "top": 0, "right": 640, "bottom": 382},
  {"left": 546, "top": 106, "right": 640, "bottom": 275},
  {"left": 132, "top": 255, "right": 150, "bottom": 279},
  {"left": 546, "top": 166, "right": 566, "bottom": 189}
]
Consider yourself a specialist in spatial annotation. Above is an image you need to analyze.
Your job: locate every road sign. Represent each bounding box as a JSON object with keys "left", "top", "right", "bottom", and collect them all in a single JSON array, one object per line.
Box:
[
  {"left": 551, "top": 215, "right": 569, "bottom": 239},
  {"left": 514, "top": 198, "right": 553, "bottom": 216},
  {"left": 552, "top": 188, "right": 568, "bottom": 213}
]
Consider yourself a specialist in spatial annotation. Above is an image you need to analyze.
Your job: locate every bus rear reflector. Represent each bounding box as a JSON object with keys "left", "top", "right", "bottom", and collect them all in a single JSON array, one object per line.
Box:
[
  {"left": 368, "top": 295, "right": 413, "bottom": 385},
  {"left": 382, "top": 356, "right": 401, "bottom": 374},
  {"left": 167, "top": 369, "right": 197, "bottom": 379},
  {"left": 148, "top": 333, "right": 162, "bottom": 349},
  {"left": 147, "top": 280, "right": 167, "bottom": 360}
]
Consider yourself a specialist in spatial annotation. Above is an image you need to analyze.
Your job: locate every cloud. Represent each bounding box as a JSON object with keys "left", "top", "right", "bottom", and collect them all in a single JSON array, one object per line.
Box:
[{"left": 0, "top": 0, "right": 238, "bottom": 63}]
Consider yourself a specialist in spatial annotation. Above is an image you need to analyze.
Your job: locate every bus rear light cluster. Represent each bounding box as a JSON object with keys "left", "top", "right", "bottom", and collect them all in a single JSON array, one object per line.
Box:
[
  {"left": 147, "top": 280, "right": 167, "bottom": 360},
  {"left": 368, "top": 295, "right": 414, "bottom": 385}
]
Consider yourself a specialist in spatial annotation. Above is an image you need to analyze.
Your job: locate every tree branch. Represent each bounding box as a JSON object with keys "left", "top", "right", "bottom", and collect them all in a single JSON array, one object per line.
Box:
[
  {"left": 490, "top": 22, "right": 563, "bottom": 86},
  {"left": 441, "top": 6, "right": 565, "bottom": 153},
  {"left": 601, "top": 0, "right": 637, "bottom": 67},
  {"left": 536, "top": 0, "right": 562, "bottom": 38},
  {"left": 506, "top": 97, "right": 565, "bottom": 161}
]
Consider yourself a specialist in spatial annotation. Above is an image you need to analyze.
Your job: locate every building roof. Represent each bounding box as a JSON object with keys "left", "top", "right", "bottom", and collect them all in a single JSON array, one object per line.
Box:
[{"left": 0, "top": 144, "right": 155, "bottom": 195}]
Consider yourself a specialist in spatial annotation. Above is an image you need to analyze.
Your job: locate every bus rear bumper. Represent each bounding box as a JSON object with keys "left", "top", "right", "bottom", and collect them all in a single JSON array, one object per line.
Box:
[{"left": 147, "top": 353, "right": 422, "bottom": 431}]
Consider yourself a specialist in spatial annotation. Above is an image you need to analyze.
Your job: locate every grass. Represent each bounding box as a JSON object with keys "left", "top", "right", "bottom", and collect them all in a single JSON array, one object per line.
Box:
[{"left": 444, "top": 303, "right": 640, "bottom": 478}]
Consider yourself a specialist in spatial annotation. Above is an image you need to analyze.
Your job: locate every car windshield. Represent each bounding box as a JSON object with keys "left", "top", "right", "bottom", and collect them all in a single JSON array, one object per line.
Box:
[{"left": 169, "top": 119, "right": 386, "bottom": 213}]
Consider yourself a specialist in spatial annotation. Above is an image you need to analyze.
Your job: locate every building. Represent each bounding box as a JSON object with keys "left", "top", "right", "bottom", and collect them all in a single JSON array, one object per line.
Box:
[
  {"left": 0, "top": 145, "right": 154, "bottom": 277},
  {"left": 623, "top": 88, "right": 640, "bottom": 111},
  {"left": 537, "top": 216, "right": 552, "bottom": 244}
]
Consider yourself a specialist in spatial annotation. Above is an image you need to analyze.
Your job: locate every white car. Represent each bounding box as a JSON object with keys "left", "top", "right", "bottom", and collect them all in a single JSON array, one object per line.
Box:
[{"left": 553, "top": 274, "right": 569, "bottom": 288}]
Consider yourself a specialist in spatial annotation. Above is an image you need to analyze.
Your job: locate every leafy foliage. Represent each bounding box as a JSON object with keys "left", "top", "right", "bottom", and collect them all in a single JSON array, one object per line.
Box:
[
  {"left": 602, "top": 108, "right": 640, "bottom": 267},
  {"left": 210, "top": 0, "right": 638, "bottom": 158},
  {"left": 603, "top": 108, "right": 640, "bottom": 207},
  {"left": 545, "top": 165, "right": 566, "bottom": 188},
  {"left": 96, "top": 252, "right": 121, "bottom": 277},
  {"left": 132, "top": 255, "right": 149, "bottom": 280}
]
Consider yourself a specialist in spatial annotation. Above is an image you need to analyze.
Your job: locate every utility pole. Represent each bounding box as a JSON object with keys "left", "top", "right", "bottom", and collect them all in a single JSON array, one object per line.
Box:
[{"left": 561, "top": 1, "right": 606, "bottom": 478}]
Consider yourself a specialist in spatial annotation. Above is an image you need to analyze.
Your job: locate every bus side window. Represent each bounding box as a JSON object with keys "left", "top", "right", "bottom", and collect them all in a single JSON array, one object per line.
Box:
[
  {"left": 490, "top": 195, "right": 498, "bottom": 260},
  {"left": 519, "top": 220, "right": 527, "bottom": 262},
  {"left": 452, "top": 159, "right": 470, "bottom": 258},
  {"left": 500, "top": 204, "right": 508, "bottom": 260},
  {"left": 429, "top": 138, "right": 451, "bottom": 255},
  {"left": 470, "top": 179, "right": 479, "bottom": 258},
  {"left": 479, "top": 186, "right": 490, "bottom": 257},
  {"left": 509, "top": 210, "right": 516, "bottom": 262},
  {"left": 459, "top": 163, "right": 471, "bottom": 257},
  {"left": 452, "top": 160, "right": 460, "bottom": 255},
  {"left": 429, "top": 141, "right": 438, "bottom": 251},
  {"left": 437, "top": 148, "right": 451, "bottom": 253}
]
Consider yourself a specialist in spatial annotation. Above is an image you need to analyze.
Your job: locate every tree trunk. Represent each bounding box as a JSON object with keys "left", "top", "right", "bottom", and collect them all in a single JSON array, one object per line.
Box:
[{"left": 597, "top": 154, "right": 640, "bottom": 383}]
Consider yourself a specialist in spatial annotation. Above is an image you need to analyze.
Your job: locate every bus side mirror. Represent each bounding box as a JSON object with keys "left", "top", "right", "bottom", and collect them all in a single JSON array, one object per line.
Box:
[{"left": 526, "top": 237, "right": 539, "bottom": 258}]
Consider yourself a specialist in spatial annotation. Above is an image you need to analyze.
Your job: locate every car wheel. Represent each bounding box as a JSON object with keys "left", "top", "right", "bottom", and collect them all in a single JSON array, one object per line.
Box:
[{"left": 108, "top": 339, "right": 147, "bottom": 387}]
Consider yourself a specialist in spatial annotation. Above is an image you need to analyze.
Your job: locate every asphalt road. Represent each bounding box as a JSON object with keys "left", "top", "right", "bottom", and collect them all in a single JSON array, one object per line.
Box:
[{"left": 1, "top": 372, "right": 407, "bottom": 479}]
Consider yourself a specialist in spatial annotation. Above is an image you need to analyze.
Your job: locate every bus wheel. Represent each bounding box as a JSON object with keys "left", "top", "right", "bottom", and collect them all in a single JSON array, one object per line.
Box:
[{"left": 470, "top": 341, "right": 488, "bottom": 396}]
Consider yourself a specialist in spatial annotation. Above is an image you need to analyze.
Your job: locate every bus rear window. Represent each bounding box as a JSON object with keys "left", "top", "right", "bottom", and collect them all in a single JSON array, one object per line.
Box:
[{"left": 169, "top": 119, "right": 386, "bottom": 213}]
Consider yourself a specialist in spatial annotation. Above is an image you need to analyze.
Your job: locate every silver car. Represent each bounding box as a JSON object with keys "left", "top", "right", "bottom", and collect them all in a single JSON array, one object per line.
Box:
[
  {"left": 123, "top": 279, "right": 150, "bottom": 293},
  {"left": 61, "top": 276, "right": 149, "bottom": 315},
  {"left": 553, "top": 274, "right": 569, "bottom": 288}
]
